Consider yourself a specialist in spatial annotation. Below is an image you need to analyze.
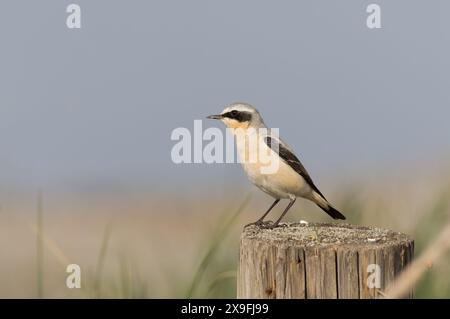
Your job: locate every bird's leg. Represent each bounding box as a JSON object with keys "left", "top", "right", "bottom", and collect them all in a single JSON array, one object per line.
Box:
[
  {"left": 268, "top": 198, "right": 296, "bottom": 228},
  {"left": 245, "top": 199, "right": 280, "bottom": 228}
]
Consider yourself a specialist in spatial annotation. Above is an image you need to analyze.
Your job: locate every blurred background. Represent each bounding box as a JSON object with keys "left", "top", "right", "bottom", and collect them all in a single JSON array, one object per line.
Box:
[{"left": 0, "top": 0, "right": 449, "bottom": 298}]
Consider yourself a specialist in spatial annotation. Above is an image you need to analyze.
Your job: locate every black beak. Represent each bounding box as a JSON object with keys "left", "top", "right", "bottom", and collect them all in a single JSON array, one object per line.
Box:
[{"left": 207, "top": 114, "right": 223, "bottom": 120}]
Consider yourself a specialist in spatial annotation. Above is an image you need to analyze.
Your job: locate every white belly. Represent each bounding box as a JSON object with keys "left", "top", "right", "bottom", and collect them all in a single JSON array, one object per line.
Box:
[
  {"left": 235, "top": 131, "right": 312, "bottom": 199},
  {"left": 242, "top": 160, "right": 311, "bottom": 199}
]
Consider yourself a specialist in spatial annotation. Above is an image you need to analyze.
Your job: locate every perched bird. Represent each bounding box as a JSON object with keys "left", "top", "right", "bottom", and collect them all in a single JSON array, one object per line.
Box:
[{"left": 207, "top": 102, "right": 345, "bottom": 228}]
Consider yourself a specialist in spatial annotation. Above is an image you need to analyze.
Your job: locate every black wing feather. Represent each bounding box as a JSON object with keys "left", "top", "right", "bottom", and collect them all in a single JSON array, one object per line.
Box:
[{"left": 264, "top": 136, "right": 326, "bottom": 200}]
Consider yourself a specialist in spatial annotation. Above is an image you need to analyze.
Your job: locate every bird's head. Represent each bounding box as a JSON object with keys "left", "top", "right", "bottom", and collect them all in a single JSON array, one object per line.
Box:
[{"left": 207, "top": 102, "right": 264, "bottom": 130}]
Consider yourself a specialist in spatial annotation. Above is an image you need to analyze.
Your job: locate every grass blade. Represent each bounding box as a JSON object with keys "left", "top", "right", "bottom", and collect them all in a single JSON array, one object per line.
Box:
[
  {"left": 36, "top": 190, "right": 44, "bottom": 298},
  {"left": 93, "top": 219, "right": 113, "bottom": 298},
  {"left": 186, "top": 193, "right": 251, "bottom": 298}
]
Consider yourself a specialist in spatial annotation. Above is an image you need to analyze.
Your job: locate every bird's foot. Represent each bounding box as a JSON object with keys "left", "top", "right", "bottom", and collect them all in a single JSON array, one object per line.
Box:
[
  {"left": 244, "top": 220, "right": 269, "bottom": 229},
  {"left": 262, "top": 221, "right": 289, "bottom": 229},
  {"left": 263, "top": 223, "right": 278, "bottom": 229}
]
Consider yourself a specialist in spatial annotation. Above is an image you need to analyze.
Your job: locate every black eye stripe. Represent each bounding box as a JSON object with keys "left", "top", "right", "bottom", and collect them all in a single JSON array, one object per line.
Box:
[{"left": 223, "top": 111, "right": 252, "bottom": 122}]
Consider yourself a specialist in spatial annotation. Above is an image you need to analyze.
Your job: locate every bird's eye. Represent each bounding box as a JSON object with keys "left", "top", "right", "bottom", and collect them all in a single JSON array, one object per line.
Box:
[{"left": 231, "top": 110, "right": 238, "bottom": 117}]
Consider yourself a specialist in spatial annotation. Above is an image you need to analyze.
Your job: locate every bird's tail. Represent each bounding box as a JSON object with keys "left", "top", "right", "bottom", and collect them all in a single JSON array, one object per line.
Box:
[
  {"left": 311, "top": 192, "right": 346, "bottom": 220},
  {"left": 317, "top": 204, "right": 346, "bottom": 220}
]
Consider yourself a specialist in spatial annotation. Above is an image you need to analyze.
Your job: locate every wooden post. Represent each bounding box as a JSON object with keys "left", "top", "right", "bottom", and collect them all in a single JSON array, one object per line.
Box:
[{"left": 237, "top": 222, "right": 414, "bottom": 299}]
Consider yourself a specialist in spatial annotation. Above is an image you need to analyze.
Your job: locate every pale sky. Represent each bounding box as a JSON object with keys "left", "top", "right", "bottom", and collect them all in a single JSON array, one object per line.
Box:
[{"left": 0, "top": 1, "right": 449, "bottom": 194}]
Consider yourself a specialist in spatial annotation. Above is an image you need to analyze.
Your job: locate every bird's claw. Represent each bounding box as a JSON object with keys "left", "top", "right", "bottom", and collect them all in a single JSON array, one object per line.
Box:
[
  {"left": 261, "top": 221, "right": 287, "bottom": 229},
  {"left": 245, "top": 220, "right": 287, "bottom": 229},
  {"left": 262, "top": 223, "right": 277, "bottom": 229},
  {"left": 244, "top": 220, "right": 268, "bottom": 229}
]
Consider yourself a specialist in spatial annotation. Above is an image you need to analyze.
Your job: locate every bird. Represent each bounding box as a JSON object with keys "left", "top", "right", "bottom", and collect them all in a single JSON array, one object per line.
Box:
[{"left": 207, "top": 102, "right": 346, "bottom": 228}]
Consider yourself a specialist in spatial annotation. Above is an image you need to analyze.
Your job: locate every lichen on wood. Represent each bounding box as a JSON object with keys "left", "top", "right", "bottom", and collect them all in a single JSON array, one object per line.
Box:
[{"left": 237, "top": 222, "right": 414, "bottom": 299}]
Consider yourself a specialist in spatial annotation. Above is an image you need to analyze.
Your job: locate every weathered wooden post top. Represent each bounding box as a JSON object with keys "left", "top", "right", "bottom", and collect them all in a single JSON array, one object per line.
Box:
[{"left": 238, "top": 222, "right": 414, "bottom": 299}]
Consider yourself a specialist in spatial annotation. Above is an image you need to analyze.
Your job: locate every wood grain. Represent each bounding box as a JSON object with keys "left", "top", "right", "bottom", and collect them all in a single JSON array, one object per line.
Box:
[{"left": 237, "top": 222, "right": 413, "bottom": 299}]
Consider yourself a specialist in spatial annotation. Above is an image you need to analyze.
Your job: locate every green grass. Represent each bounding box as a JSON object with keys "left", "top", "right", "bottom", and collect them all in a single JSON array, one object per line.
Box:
[
  {"left": 186, "top": 193, "right": 251, "bottom": 298},
  {"left": 36, "top": 190, "right": 44, "bottom": 298},
  {"left": 92, "top": 219, "right": 113, "bottom": 297},
  {"left": 26, "top": 184, "right": 450, "bottom": 299}
]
